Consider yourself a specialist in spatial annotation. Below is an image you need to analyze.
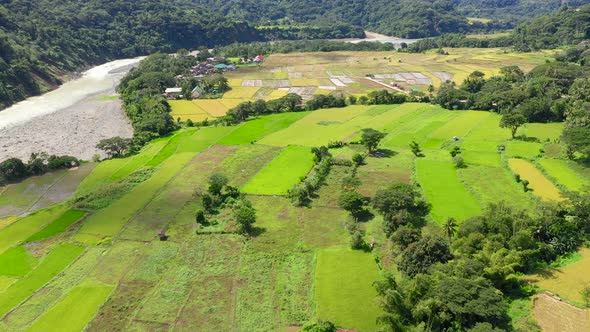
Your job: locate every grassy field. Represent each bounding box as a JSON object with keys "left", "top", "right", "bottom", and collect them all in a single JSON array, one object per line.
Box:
[
  {"left": 0, "top": 243, "right": 84, "bottom": 317},
  {"left": 416, "top": 159, "right": 482, "bottom": 222},
  {"left": 315, "top": 249, "right": 382, "bottom": 331},
  {"left": 2, "top": 59, "right": 589, "bottom": 331},
  {"left": 538, "top": 159, "right": 589, "bottom": 192},
  {"left": 508, "top": 158, "right": 563, "bottom": 201},
  {"left": 26, "top": 281, "right": 114, "bottom": 332},
  {"left": 242, "top": 145, "right": 315, "bottom": 195},
  {"left": 218, "top": 112, "right": 310, "bottom": 145},
  {"left": 527, "top": 248, "right": 590, "bottom": 305}
]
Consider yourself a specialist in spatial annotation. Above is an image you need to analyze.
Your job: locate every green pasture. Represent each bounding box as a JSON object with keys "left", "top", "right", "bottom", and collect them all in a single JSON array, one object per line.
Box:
[
  {"left": 522, "top": 122, "right": 564, "bottom": 142},
  {"left": 538, "top": 158, "right": 589, "bottom": 192},
  {"left": 75, "top": 153, "right": 195, "bottom": 242},
  {"left": 0, "top": 243, "right": 84, "bottom": 317},
  {"left": 242, "top": 145, "right": 315, "bottom": 195},
  {"left": 506, "top": 140, "right": 542, "bottom": 159},
  {"left": 218, "top": 112, "right": 310, "bottom": 145},
  {"left": 144, "top": 130, "right": 197, "bottom": 166},
  {"left": 459, "top": 165, "right": 534, "bottom": 210},
  {"left": 460, "top": 150, "right": 501, "bottom": 167},
  {"left": 258, "top": 106, "right": 369, "bottom": 146},
  {"left": 0, "top": 204, "right": 68, "bottom": 254},
  {"left": 315, "top": 249, "right": 382, "bottom": 331},
  {"left": 26, "top": 280, "right": 114, "bottom": 332},
  {"left": 25, "top": 209, "right": 86, "bottom": 243},
  {"left": 380, "top": 106, "right": 460, "bottom": 148},
  {"left": 416, "top": 159, "right": 482, "bottom": 222},
  {"left": 422, "top": 111, "right": 489, "bottom": 148},
  {"left": 0, "top": 246, "right": 38, "bottom": 277},
  {"left": 77, "top": 140, "right": 166, "bottom": 193}
]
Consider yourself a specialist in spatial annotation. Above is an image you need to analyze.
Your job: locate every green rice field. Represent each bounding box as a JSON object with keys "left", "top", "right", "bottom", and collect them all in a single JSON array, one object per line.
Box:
[{"left": 0, "top": 68, "right": 587, "bottom": 331}]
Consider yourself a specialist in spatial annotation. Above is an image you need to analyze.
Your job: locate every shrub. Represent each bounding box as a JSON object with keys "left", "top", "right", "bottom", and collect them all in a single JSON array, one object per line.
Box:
[
  {"left": 195, "top": 209, "right": 206, "bottom": 225},
  {"left": 352, "top": 153, "right": 365, "bottom": 166},
  {"left": 351, "top": 230, "right": 365, "bottom": 250},
  {"left": 0, "top": 158, "right": 27, "bottom": 181},
  {"left": 453, "top": 156, "right": 465, "bottom": 168}
]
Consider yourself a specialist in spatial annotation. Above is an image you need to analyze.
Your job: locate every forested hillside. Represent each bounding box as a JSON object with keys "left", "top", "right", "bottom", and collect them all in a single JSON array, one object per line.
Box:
[
  {"left": 0, "top": 0, "right": 260, "bottom": 109},
  {"left": 191, "top": 0, "right": 471, "bottom": 39},
  {"left": 455, "top": 0, "right": 590, "bottom": 23}
]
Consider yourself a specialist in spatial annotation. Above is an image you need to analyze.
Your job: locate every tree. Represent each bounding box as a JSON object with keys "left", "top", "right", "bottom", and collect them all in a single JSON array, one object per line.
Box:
[
  {"left": 444, "top": 218, "right": 458, "bottom": 242},
  {"left": 361, "top": 128, "right": 386, "bottom": 153},
  {"left": 0, "top": 158, "right": 27, "bottom": 181},
  {"left": 391, "top": 225, "right": 421, "bottom": 250},
  {"left": 233, "top": 199, "right": 256, "bottom": 234},
  {"left": 410, "top": 141, "right": 423, "bottom": 157},
  {"left": 338, "top": 190, "right": 366, "bottom": 220},
  {"left": 453, "top": 155, "right": 465, "bottom": 168},
  {"left": 195, "top": 209, "right": 206, "bottom": 225},
  {"left": 499, "top": 111, "right": 526, "bottom": 139},
  {"left": 398, "top": 234, "right": 453, "bottom": 277},
  {"left": 208, "top": 173, "right": 228, "bottom": 196},
  {"left": 450, "top": 146, "right": 461, "bottom": 158},
  {"left": 350, "top": 230, "right": 365, "bottom": 249},
  {"left": 96, "top": 137, "right": 133, "bottom": 158},
  {"left": 373, "top": 183, "right": 430, "bottom": 237},
  {"left": 562, "top": 126, "right": 590, "bottom": 157},
  {"left": 352, "top": 153, "right": 365, "bottom": 166}
]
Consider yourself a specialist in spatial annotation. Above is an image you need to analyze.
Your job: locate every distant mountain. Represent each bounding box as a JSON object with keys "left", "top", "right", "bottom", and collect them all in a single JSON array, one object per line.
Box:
[{"left": 454, "top": 0, "right": 590, "bottom": 23}]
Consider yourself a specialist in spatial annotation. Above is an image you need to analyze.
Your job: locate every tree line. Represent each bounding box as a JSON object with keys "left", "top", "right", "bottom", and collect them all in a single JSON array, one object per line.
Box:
[{"left": 403, "top": 4, "right": 590, "bottom": 53}]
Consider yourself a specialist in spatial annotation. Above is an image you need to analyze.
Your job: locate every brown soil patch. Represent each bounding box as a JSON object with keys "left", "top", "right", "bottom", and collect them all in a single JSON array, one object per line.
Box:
[
  {"left": 533, "top": 292, "right": 590, "bottom": 332},
  {"left": 87, "top": 281, "right": 156, "bottom": 332}
]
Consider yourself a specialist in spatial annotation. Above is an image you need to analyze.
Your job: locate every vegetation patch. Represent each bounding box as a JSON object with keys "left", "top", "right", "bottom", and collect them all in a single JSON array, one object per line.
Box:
[
  {"left": 26, "top": 280, "right": 114, "bottom": 332},
  {"left": 314, "top": 249, "right": 382, "bottom": 331},
  {"left": 242, "top": 146, "right": 315, "bottom": 195},
  {"left": 25, "top": 210, "right": 86, "bottom": 243},
  {"left": 0, "top": 204, "right": 68, "bottom": 254},
  {"left": 538, "top": 158, "right": 589, "bottom": 192},
  {"left": 0, "top": 246, "right": 38, "bottom": 277},
  {"left": 416, "top": 159, "right": 481, "bottom": 222},
  {"left": 508, "top": 158, "right": 563, "bottom": 201},
  {"left": 0, "top": 243, "right": 84, "bottom": 317},
  {"left": 219, "top": 112, "right": 309, "bottom": 145}
]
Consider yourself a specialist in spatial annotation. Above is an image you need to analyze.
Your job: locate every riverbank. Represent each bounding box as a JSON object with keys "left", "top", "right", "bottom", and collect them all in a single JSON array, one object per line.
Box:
[{"left": 0, "top": 58, "right": 142, "bottom": 162}]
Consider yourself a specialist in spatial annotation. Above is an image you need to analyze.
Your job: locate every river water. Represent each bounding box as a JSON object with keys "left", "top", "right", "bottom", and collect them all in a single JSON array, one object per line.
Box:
[
  {"left": 0, "top": 57, "right": 143, "bottom": 162},
  {"left": 0, "top": 58, "right": 142, "bottom": 130}
]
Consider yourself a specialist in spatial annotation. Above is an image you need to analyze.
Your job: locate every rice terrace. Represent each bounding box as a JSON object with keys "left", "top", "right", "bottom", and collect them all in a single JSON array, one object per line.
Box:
[{"left": 2, "top": 8, "right": 590, "bottom": 330}]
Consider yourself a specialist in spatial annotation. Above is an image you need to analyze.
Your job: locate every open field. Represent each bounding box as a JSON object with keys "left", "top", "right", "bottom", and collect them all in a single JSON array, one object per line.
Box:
[
  {"left": 508, "top": 158, "right": 563, "bottom": 201},
  {"left": 416, "top": 159, "right": 481, "bottom": 222},
  {"left": 527, "top": 248, "right": 590, "bottom": 305},
  {"left": 242, "top": 145, "right": 315, "bottom": 195},
  {"left": 315, "top": 249, "right": 382, "bottom": 331},
  {"left": 170, "top": 49, "right": 554, "bottom": 121},
  {"left": 1, "top": 94, "right": 588, "bottom": 331}
]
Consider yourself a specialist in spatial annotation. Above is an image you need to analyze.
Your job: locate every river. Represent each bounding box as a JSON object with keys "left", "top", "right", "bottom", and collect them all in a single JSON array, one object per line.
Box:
[{"left": 0, "top": 57, "right": 143, "bottom": 162}]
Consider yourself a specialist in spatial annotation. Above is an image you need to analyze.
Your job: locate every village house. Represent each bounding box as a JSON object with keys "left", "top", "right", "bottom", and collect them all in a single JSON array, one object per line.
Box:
[{"left": 164, "top": 87, "right": 182, "bottom": 99}]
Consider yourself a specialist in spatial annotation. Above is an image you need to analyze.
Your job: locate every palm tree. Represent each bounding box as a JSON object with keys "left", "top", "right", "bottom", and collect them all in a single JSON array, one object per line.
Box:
[{"left": 444, "top": 217, "right": 457, "bottom": 242}]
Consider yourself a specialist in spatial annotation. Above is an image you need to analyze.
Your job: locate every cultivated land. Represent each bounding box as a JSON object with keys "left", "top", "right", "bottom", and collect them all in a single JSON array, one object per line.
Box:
[
  {"left": 0, "top": 50, "right": 588, "bottom": 331},
  {"left": 170, "top": 49, "right": 554, "bottom": 121}
]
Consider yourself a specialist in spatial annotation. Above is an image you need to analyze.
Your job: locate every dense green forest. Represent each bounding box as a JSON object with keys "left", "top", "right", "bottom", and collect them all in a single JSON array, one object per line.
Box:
[
  {"left": 0, "top": 0, "right": 262, "bottom": 109},
  {"left": 455, "top": 0, "right": 590, "bottom": 23},
  {"left": 405, "top": 4, "right": 590, "bottom": 52},
  {"left": 191, "top": 0, "right": 472, "bottom": 39}
]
